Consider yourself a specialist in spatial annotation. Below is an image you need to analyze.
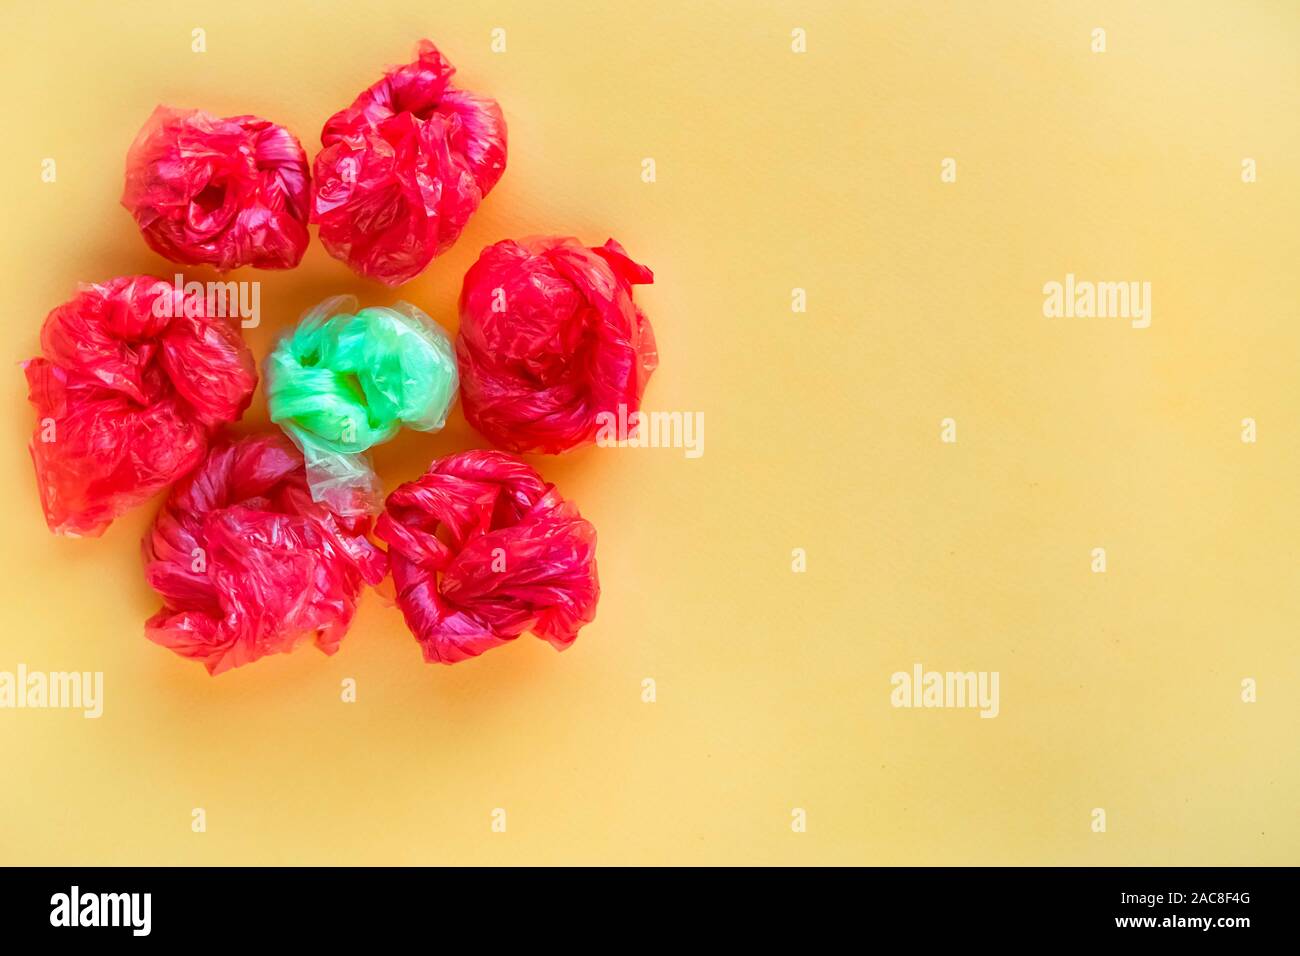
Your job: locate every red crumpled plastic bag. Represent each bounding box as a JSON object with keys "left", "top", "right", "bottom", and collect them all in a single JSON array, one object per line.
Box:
[
  {"left": 312, "top": 40, "right": 507, "bottom": 286},
  {"left": 122, "top": 105, "right": 311, "bottom": 270},
  {"left": 24, "top": 275, "right": 257, "bottom": 537},
  {"left": 456, "top": 237, "right": 657, "bottom": 454},
  {"left": 142, "top": 432, "right": 387, "bottom": 675},
  {"left": 375, "top": 450, "right": 599, "bottom": 664}
]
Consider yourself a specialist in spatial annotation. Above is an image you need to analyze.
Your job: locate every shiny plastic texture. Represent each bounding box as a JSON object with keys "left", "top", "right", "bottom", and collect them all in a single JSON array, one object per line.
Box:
[
  {"left": 142, "top": 432, "right": 387, "bottom": 675},
  {"left": 375, "top": 449, "right": 599, "bottom": 664},
  {"left": 311, "top": 40, "right": 507, "bottom": 286},
  {"left": 122, "top": 106, "right": 311, "bottom": 271},
  {"left": 266, "top": 295, "right": 458, "bottom": 516},
  {"left": 23, "top": 275, "right": 258, "bottom": 537},
  {"left": 456, "top": 236, "right": 658, "bottom": 454}
]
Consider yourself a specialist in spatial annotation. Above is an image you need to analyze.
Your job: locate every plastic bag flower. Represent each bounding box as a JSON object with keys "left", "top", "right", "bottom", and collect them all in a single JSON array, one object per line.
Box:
[
  {"left": 122, "top": 105, "right": 311, "bottom": 270},
  {"left": 266, "top": 294, "right": 458, "bottom": 516},
  {"left": 142, "top": 432, "right": 387, "bottom": 675},
  {"left": 375, "top": 450, "right": 599, "bottom": 664},
  {"left": 456, "top": 236, "right": 657, "bottom": 454},
  {"left": 311, "top": 39, "right": 507, "bottom": 286},
  {"left": 23, "top": 275, "right": 257, "bottom": 537}
]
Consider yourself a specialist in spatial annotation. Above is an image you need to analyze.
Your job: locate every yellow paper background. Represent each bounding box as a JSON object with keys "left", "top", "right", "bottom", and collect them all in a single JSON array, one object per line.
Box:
[{"left": 0, "top": 0, "right": 1297, "bottom": 865}]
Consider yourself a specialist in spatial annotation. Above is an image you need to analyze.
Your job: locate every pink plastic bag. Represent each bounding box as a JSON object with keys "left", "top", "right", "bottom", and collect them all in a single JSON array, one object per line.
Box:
[
  {"left": 24, "top": 275, "right": 257, "bottom": 537},
  {"left": 312, "top": 40, "right": 507, "bottom": 286},
  {"left": 456, "top": 237, "right": 657, "bottom": 454},
  {"left": 143, "top": 432, "right": 387, "bottom": 675},
  {"left": 122, "top": 106, "right": 311, "bottom": 270},
  {"left": 375, "top": 450, "right": 599, "bottom": 664}
]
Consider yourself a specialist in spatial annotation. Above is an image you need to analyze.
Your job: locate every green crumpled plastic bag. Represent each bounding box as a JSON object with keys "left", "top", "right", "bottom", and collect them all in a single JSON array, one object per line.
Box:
[{"left": 266, "top": 295, "right": 458, "bottom": 515}]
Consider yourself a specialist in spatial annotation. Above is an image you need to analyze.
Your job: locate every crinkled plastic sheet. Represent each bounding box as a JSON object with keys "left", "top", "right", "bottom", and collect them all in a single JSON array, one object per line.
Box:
[
  {"left": 375, "top": 449, "right": 599, "bottom": 664},
  {"left": 142, "top": 432, "right": 387, "bottom": 675},
  {"left": 266, "top": 294, "right": 458, "bottom": 516},
  {"left": 456, "top": 236, "right": 657, "bottom": 454},
  {"left": 24, "top": 275, "right": 257, "bottom": 537},
  {"left": 122, "top": 106, "right": 310, "bottom": 271},
  {"left": 312, "top": 40, "right": 507, "bottom": 286}
]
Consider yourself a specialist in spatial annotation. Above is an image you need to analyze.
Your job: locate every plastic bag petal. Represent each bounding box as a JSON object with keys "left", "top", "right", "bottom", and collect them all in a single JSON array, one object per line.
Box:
[
  {"left": 24, "top": 276, "right": 257, "bottom": 537},
  {"left": 122, "top": 106, "right": 311, "bottom": 271},
  {"left": 456, "top": 236, "right": 657, "bottom": 454},
  {"left": 375, "top": 450, "right": 599, "bottom": 664},
  {"left": 266, "top": 296, "right": 459, "bottom": 516},
  {"left": 142, "top": 432, "right": 387, "bottom": 675},
  {"left": 311, "top": 40, "right": 507, "bottom": 286}
]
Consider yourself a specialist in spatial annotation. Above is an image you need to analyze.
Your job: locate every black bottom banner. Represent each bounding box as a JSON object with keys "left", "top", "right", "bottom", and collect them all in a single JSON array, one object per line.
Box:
[{"left": 0, "top": 866, "right": 1285, "bottom": 942}]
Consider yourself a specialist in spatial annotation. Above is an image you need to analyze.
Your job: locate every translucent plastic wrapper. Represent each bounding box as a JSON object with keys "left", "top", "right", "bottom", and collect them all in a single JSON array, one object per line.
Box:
[
  {"left": 375, "top": 450, "right": 599, "bottom": 664},
  {"left": 142, "top": 432, "right": 387, "bottom": 675},
  {"left": 122, "top": 106, "right": 311, "bottom": 271},
  {"left": 457, "top": 237, "right": 657, "bottom": 454},
  {"left": 266, "top": 295, "right": 458, "bottom": 516},
  {"left": 23, "top": 275, "right": 257, "bottom": 537},
  {"left": 312, "top": 40, "right": 507, "bottom": 286}
]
